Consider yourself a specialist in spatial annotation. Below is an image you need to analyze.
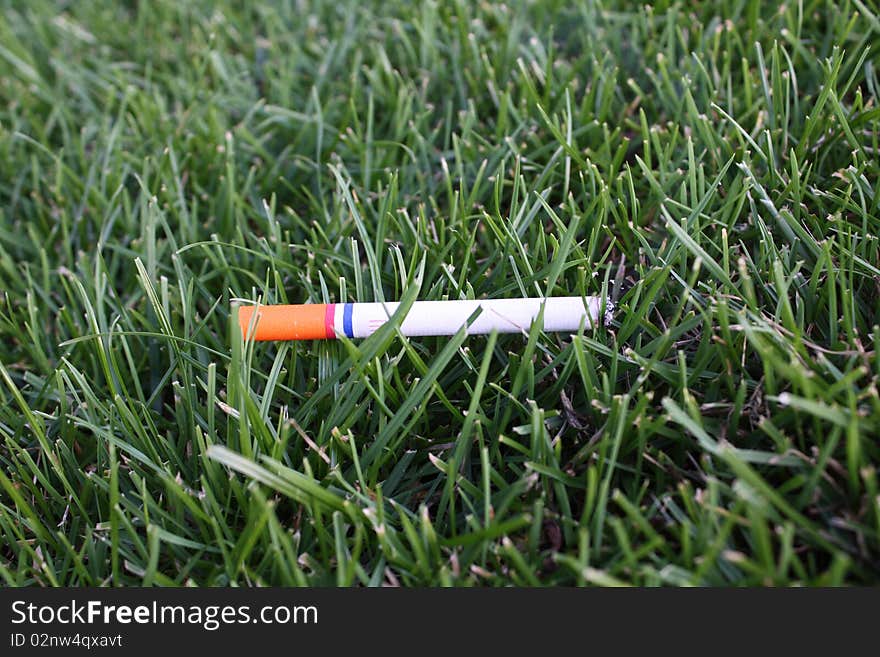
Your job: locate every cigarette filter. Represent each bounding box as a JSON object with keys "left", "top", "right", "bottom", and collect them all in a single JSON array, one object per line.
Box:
[{"left": 237, "top": 296, "right": 608, "bottom": 341}]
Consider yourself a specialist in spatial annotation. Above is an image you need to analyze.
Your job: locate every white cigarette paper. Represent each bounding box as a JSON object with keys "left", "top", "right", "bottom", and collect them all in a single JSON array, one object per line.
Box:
[{"left": 335, "top": 296, "right": 609, "bottom": 338}]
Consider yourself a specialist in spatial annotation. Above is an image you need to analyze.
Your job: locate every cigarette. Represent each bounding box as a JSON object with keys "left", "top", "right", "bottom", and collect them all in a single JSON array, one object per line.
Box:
[{"left": 237, "top": 296, "right": 610, "bottom": 341}]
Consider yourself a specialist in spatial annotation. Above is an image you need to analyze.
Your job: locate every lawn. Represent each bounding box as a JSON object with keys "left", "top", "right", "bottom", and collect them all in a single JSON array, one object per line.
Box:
[{"left": 0, "top": 0, "right": 878, "bottom": 586}]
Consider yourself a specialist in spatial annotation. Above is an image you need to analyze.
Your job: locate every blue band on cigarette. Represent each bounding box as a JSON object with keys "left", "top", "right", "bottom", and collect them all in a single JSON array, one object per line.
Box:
[{"left": 343, "top": 303, "right": 353, "bottom": 338}]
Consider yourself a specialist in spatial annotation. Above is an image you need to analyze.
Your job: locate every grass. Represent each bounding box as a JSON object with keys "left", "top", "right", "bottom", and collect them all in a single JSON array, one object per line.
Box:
[{"left": 0, "top": 0, "right": 878, "bottom": 586}]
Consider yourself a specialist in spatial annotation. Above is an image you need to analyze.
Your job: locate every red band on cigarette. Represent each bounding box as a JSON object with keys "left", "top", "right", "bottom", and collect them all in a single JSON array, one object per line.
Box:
[{"left": 324, "top": 304, "right": 336, "bottom": 339}]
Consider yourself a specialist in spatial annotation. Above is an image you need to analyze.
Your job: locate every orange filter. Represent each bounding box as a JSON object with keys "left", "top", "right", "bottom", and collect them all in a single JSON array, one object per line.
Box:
[{"left": 237, "top": 303, "right": 335, "bottom": 341}]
